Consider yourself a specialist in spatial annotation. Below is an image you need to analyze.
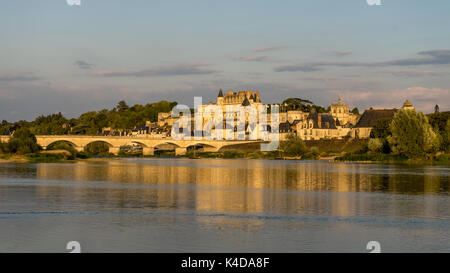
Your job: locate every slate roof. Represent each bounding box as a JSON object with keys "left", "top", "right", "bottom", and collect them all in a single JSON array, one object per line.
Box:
[
  {"left": 306, "top": 110, "right": 337, "bottom": 129},
  {"left": 354, "top": 109, "right": 398, "bottom": 128}
]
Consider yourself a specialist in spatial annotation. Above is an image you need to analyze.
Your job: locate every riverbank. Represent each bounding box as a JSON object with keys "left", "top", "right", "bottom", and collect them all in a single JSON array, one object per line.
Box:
[{"left": 335, "top": 152, "right": 450, "bottom": 165}]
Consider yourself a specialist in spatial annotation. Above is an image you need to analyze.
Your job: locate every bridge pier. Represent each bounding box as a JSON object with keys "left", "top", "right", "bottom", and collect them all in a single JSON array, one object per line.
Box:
[
  {"left": 142, "top": 147, "right": 155, "bottom": 156},
  {"left": 175, "top": 147, "right": 187, "bottom": 156},
  {"left": 109, "top": 147, "right": 121, "bottom": 155},
  {"left": 75, "top": 147, "right": 84, "bottom": 153}
]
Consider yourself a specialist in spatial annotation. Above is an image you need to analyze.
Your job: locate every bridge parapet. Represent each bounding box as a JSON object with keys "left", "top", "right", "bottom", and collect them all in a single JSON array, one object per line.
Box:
[{"left": 1, "top": 135, "right": 265, "bottom": 155}]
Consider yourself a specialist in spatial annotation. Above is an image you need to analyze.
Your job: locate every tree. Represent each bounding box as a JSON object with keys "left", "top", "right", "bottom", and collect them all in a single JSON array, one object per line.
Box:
[
  {"left": 351, "top": 107, "right": 360, "bottom": 115},
  {"left": 445, "top": 119, "right": 450, "bottom": 152},
  {"left": 7, "top": 128, "right": 40, "bottom": 154},
  {"left": 116, "top": 100, "right": 129, "bottom": 112},
  {"left": 368, "top": 138, "right": 383, "bottom": 153},
  {"left": 370, "top": 118, "right": 392, "bottom": 139},
  {"left": 388, "top": 109, "right": 440, "bottom": 158},
  {"left": 280, "top": 134, "right": 308, "bottom": 156}
]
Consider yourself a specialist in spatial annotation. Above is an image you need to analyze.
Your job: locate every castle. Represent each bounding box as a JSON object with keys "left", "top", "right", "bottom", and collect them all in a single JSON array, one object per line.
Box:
[{"left": 150, "top": 89, "right": 415, "bottom": 141}]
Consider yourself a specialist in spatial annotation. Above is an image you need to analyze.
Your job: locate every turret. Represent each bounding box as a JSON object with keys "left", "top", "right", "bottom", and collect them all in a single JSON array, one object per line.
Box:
[{"left": 217, "top": 89, "right": 224, "bottom": 105}]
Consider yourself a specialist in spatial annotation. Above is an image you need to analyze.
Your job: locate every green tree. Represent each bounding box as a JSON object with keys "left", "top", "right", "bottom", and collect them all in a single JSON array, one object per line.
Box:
[
  {"left": 368, "top": 138, "right": 383, "bottom": 153},
  {"left": 7, "top": 128, "right": 40, "bottom": 154},
  {"left": 280, "top": 134, "right": 309, "bottom": 156},
  {"left": 85, "top": 142, "right": 110, "bottom": 155},
  {"left": 388, "top": 109, "right": 440, "bottom": 158},
  {"left": 445, "top": 119, "right": 450, "bottom": 152},
  {"left": 370, "top": 118, "right": 392, "bottom": 139},
  {"left": 116, "top": 100, "right": 129, "bottom": 112},
  {"left": 351, "top": 107, "right": 360, "bottom": 115}
]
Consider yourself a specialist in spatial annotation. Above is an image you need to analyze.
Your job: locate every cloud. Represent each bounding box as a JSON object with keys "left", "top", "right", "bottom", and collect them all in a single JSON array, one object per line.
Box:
[
  {"left": 275, "top": 49, "right": 450, "bottom": 72},
  {"left": 92, "top": 63, "right": 217, "bottom": 77},
  {"left": 330, "top": 50, "right": 352, "bottom": 56},
  {"left": 74, "top": 60, "right": 94, "bottom": 70},
  {"left": 253, "top": 46, "right": 284, "bottom": 52},
  {"left": 238, "top": 56, "right": 268, "bottom": 62},
  {"left": 381, "top": 69, "right": 448, "bottom": 77},
  {"left": 0, "top": 73, "right": 40, "bottom": 82},
  {"left": 337, "top": 86, "right": 449, "bottom": 113}
]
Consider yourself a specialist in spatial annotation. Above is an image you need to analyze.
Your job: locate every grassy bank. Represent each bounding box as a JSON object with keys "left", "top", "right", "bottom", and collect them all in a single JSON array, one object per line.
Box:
[{"left": 336, "top": 152, "right": 450, "bottom": 165}]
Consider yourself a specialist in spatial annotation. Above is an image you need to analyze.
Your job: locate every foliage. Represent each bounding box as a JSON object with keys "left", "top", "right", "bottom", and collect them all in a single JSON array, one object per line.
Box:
[
  {"left": 0, "top": 100, "right": 178, "bottom": 136},
  {"left": 280, "top": 134, "right": 309, "bottom": 156},
  {"left": 370, "top": 118, "right": 392, "bottom": 139},
  {"left": 47, "top": 141, "right": 77, "bottom": 156},
  {"left": 222, "top": 150, "right": 245, "bottom": 159},
  {"left": 351, "top": 107, "right": 360, "bottom": 115},
  {"left": 368, "top": 138, "right": 383, "bottom": 153},
  {"left": 281, "top": 98, "right": 327, "bottom": 113},
  {"left": 427, "top": 111, "right": 450, "bottom": 151},
  {"left": 84, "top": 142, "right": 110, "bottom": 155},
  {"left": 446, "top": 120, "right": 450, "bottom": 151},
  {"left": 336, "top": 153, "right": 408, "bottom": 162},
  {"left": 7, "top": 128, "right": 41, "bottom": 154},
  {"left": 25, "top": 153, "right": 65, "bottom": 163},
  {"left": 388, "top": 109, "right": 440, "bottom": 158}
]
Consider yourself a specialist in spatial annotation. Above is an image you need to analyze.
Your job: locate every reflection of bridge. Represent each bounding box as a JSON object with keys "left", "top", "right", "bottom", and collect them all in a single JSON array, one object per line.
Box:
[{"left": 0, "top": 135, "right": 263, "bottom": 155}]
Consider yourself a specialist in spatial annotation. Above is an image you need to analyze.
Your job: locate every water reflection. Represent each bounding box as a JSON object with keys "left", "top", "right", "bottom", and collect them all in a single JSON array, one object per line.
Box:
[
  {"left": 0, "top": 159, "right": 449, "bottom": 252},
  {"left": 1, "top": 159, "right": 447, "bottom": 217}
]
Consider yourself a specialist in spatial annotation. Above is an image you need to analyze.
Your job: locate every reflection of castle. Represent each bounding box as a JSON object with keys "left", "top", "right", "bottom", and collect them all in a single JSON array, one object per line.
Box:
[{"left": 34, "top": 159, "right": 446, "bottom": 223}]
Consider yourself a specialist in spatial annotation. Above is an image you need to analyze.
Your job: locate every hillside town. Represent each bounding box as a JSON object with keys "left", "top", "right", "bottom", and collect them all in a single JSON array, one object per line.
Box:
[{"left": 100, "top": 89, "right": 420, "bottom": 141}]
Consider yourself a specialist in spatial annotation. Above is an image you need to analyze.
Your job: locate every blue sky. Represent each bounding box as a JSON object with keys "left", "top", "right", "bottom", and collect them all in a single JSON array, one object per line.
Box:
[{"left": 1, "top": 0, "right": 449, "bottom": 121}]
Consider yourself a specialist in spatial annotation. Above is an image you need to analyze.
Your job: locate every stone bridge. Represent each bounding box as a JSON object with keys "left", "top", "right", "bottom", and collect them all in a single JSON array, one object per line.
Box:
[{"left": 0, "top": 135, "right": 263, "bottom": 155}]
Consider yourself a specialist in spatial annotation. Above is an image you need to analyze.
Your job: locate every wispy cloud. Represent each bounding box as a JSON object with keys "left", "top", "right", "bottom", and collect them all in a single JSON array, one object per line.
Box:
[
  {"left": 0, "top": 73, "right": 40, "bottom": 82},
  {"left": 330, "top": 50, "right": 352, "bottom": 56},
  {"left": 92, "top": 63, "right": 217, "bottom": 77},
  {"left": 381, "top": 69, "right": 448, "bottom": 77},
  {"left": 238, "top": 56, "right": 268, "bottom": 62},
  {"left": 74, "top": 60, "right": 94, "bottom": 70},
  {"left": 275, "top": 49, "right": 450, "bottom": 72},
  {"left": 253, "top": 46, "right": 284, "bottom": 52}
]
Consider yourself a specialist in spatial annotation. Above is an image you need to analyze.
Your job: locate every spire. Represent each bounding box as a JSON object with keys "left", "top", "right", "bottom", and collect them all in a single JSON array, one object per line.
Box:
[
  {"left": 242, "top": 95, "right": 250, "bottom": 106},
  {"left": 218, "top": 89, "right": 223, "bottom": 97}
]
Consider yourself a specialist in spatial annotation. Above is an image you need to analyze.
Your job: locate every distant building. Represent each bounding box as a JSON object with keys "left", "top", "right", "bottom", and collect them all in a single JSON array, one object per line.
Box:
[
  {"left": 402, "top": 99, "right": 415, "bottom": 111},
  {"left": 296, "top": 109, "right": 351, "bottom": 140},
  {"left": 351, "top": 100, "right": 415, "bottom": 139},
  {"left": 329, "top": 96, "right": 358, "bottom": 127},
  {"left": 352, "top": 109, "right": 397, "bottom": 139}
]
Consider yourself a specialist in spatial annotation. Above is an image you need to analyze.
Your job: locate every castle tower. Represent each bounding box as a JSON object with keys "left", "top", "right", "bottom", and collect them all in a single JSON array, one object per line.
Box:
[{"left": 217, "top": 89, "right": 224, "bottom": 105}]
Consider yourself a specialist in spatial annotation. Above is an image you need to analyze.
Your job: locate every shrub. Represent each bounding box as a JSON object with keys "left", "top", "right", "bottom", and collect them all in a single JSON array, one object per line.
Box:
[
  {"left": 280, "top": 134, "right": 308, "bottom": 156},
  {"left": 222, "top": 150, "right": 244, "bottom": 159},
  {"left": 368, "top": 138, "right": 383, "bottom": 153},
  {"left": 7, "top": 128, "right": 40, "bottom": 154}
]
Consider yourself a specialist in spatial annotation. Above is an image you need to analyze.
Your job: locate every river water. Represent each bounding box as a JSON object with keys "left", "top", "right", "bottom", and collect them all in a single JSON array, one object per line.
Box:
[{"left": 0, "top": 158, "right": 449, "bottom": 253}]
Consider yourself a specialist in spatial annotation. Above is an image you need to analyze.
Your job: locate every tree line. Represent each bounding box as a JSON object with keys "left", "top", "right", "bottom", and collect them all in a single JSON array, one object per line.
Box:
[{"left": 0, "top": 100, "right": 177, "bottom": 136}]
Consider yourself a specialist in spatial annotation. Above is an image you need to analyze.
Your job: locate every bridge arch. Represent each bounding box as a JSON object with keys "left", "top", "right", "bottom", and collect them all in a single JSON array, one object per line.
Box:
[
  {"left": 44, "top": 139, "right": 80, "bottom": 150},
  {"left": 186, "top": 143, "right": 218, "bottom": 152},
  {"left": 153, "top": 142, "right": 182, "bottom": 149},
  {"left": 84, "top": 139, "right": 115, "bottom": 148}
]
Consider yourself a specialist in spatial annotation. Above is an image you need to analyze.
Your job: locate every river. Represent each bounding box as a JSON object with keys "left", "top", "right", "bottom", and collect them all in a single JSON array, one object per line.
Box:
[{"left": 0, "top": 158, "right": 449, "bottom": 253}]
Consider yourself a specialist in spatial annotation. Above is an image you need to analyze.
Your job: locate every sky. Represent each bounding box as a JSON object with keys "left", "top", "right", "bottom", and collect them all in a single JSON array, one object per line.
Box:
[{"left": 0, "top": 0, "right": 449, "bottom": 121}]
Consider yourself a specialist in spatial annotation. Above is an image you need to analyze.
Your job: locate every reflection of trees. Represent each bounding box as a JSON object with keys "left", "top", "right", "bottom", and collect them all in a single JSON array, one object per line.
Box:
[{"left": 33, "top": 160, "right": 449, "bottom": 222}]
